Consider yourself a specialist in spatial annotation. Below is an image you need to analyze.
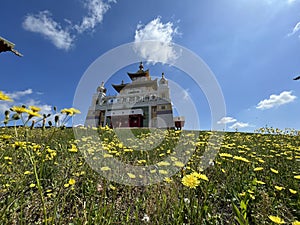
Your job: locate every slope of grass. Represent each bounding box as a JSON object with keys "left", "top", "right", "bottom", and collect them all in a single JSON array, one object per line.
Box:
[{"left": 0, "top": 127, "right": 299, "bottom": 224}]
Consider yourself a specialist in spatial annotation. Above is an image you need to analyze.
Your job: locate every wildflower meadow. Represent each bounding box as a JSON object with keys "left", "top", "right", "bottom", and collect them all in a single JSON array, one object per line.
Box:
[{"left": 0, "top": 92, "right": 300, "bottom": 224}]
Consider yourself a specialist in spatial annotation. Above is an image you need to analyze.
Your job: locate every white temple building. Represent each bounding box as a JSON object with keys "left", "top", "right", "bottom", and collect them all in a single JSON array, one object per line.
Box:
[{"left": 85, "top": 62, "right": 185, "bottom": 129}]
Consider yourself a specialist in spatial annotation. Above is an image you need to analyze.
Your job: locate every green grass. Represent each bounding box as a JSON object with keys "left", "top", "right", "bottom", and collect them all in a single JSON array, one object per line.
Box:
[{"left": 0, "top": 127, "right": 299, "bottom": 224}]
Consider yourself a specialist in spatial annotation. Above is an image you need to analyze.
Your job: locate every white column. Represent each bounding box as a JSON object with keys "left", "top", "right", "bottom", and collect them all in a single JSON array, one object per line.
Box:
[
  {"left": 104, "top": 109, "right": 107, "bottom": 126},
  {"left": 148, "top": 106, "right": 151, "bottom": 127}
]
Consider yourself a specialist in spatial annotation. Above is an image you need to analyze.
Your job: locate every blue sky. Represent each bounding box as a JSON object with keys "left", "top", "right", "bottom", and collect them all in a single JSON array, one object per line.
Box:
[{"left": 1, "top": 0, "right": 300, "bottom": 132}]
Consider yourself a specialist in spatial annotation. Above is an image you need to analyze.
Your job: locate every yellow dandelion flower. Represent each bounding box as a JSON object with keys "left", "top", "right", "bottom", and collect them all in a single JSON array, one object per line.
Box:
[
  {"left": 170, "top": 156, "right": 178, "bottom": 161},
  {"left": 239, "top": 192, "right": 246, "bottom": 197},
  {"left": 64, "top": 183, "right": 70, "bottom": 188},
  {"left": 191, "top": 172, "right": 209, "bottom": 181},
  {"left": 181, "top": 174, "right": 200, "bottom": 189},
  {"left": 29, "top": 105, "right": 41, "bottom": 112},
  {"left": 173, "top": 161, "right": 185, "bottom": 167},
  {"left": 164, "top": 177, "right": 172, "bottom": 183},
  {"left": 68, "top": 178, "right": 76, "bottom": 185},
  {"left": 268, "top": 215, "right": 285, "bottom": 224},
  {"left": 104, "top": 153, "right": 113, "bottom": 158},
  {"left": 150, "top": 169, "right": 156, "bottom": 173},
  {"left": 294, "top": 175, "right": 300, "bottom": 179},
  {"left": 10, "top": 106, "right": 29, "bottom": 114},
  {"left": 247, "top": 189, "right": 254, "bottom": 194},
  {"left": 127, "top": 173, "right": 136, "bottom": 179},
  {"left": 292, "top": 221, "right": 300, "bottom": 225},
  {"left": 275, "top": 186, "right": 284, "bottom": 191},
  {"left": 221, "top": 169, "right": 226, "bottom": 173},
  {"left": 159, "top": 170, "right": 168, "bottom": 175},
  {"left": 68, "top": 144, "right": 78, "bottom": 153},
  {"left": 157, "top": 161, "right": 170, "bottom": 166},
  {"left": 289, "top": 189, "right": 297, "bottom": 194},
  {"left": 137, "top": 159, "right": 146, "bottom": 164},
  {"left": 69, "top": 108, "right": 81, "bottom": 114},
  {"left": 100, "top": 166, "right": 111, "bottom": 171},
  {"left": 29, "top": 183, "right": 36, "bottom": 188},
  {"left": 254, "top": 167, "right": 264, "bottom": 171},
  {"left": 0, "top": 134, "right": 12, "bottom": 140},
  {"left": 24, "top": 171, "right": 33, "bottom": 175},
  {"left": 27, "top": 110, "right": 42, "bottom": 118},
  {"left": 124, "top": 148, "right": 133, "bottom": 152},
  {"left": 271, "top": 168, "right": 279, "bottom": 174},
  {"left": 256, "top": 180, "right": 266, "bottom": 185},
  {"left": 233, "top": 156, "right": 250, "bottom": 163},
  {"left": 219, "top": 153, "right": 233, "bottom": 158},
  {"left": 0, "top": 91, "right": 13, "bottom": 101},
  {"left": 61, "top": 108, "right": 74, "bottom": 115},
  {"left": 109, "top": 184, "right": 116, "bottom": 190}
]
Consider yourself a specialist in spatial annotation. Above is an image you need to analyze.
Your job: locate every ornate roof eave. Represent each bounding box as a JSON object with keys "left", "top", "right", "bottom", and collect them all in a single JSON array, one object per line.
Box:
[
  {"left": 127, "top": 69, "right": 150, "bottom": 80},
  {"left": 0, "top": 36, "right": 23, "bottom": 57},
  {"left": 112, "top": 83, "right": 128, "bottom": 93}
]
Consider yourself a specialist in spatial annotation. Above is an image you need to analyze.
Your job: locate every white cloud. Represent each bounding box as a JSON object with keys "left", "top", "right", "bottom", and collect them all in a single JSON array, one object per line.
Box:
[
  {"left": 75, "top": 0, "right": 113, "bottom": 33},
  {"left": 217, "top": 116, "right": 237, "bottom": 124},
  {"left": 25, "top": 99, "right": 52, "bottom": 116},
  {"left": 256, "top": 91, "right": 296, "bottom": 110},
  {"left": 0, "top": 90, "right": 52, "bottom": 125},
  {"left": 229, "top": 122, "right": 250, "bottom": 130},
  {"left": 0, "top": 102, "right": 11, "bottom": 115},
  {"left": 23, "top": 11, "right": 74, "bottom": 51},
  {"left": 134, "top": 17, "right": 179, "bottom": 64},
  {"left": 6, "top": 89, "right": 33, "bottom": 100},
  {"left": 22, "top": 0, "right": 115, "bottom": 50},
  {"left": 287, "top": 21, "right": 300, "bottom": 37},
  {"left": 265, "top": 0, "right": 298, "bottom": 4}
]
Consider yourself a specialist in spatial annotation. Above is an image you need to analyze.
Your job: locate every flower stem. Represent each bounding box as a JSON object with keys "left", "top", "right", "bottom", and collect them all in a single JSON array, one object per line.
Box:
[{"left": 28, "top": 150, "right": 48, "bottom": 225}]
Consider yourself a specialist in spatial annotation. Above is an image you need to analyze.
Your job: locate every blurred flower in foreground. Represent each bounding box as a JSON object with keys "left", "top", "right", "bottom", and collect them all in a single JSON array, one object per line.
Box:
[
  {"left": 0, "top": 91, "right": 13, "bottom": 101},
  {"left": 268, "top": 215, "right": 285, "bottom": 224}
]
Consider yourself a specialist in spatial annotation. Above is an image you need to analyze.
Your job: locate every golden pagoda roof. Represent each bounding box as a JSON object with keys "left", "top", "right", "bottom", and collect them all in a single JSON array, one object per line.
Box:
[
  {"left": 127, "top": 62, "right": 150, "bottom": 80},
  {"left": 112, "top": 81, "right": 129, "bottom": 93}
]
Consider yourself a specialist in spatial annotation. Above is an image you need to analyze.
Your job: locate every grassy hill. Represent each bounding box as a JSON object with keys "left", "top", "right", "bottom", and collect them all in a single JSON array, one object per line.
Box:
[{"left": 0, "top": 127, "right": 299, "bottom": 224}]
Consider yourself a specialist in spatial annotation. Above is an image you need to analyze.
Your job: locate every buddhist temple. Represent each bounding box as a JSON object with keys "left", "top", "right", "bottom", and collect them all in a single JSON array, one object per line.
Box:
[{"left": 85, "top": 62, "right": 185, "bottom": 129}]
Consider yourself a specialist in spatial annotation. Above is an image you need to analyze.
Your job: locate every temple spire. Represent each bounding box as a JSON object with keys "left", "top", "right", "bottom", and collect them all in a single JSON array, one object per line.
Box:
[{"left": 139, "top": 62, "right": 144, "bottom": 71}]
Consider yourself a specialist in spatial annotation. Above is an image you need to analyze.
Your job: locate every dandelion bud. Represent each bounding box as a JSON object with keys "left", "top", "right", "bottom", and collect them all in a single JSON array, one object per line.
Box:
[
  {"left": 47, "top": 114, "right": 51, "bottom": 118},
  {"left": 21, "top": 105, "right": 26, "bottom": 108},
  {"left": 4, "top": 110, "right": 10, "bottom": 120},
  {"left": 12, "top": 113, "right": 20, "bottom": 120},
  {"left": 53, "top": 106, "right": 57, "bottom": 111},
  {"left": 48, "top": 121, "right": 53, "bottom": 127}
]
